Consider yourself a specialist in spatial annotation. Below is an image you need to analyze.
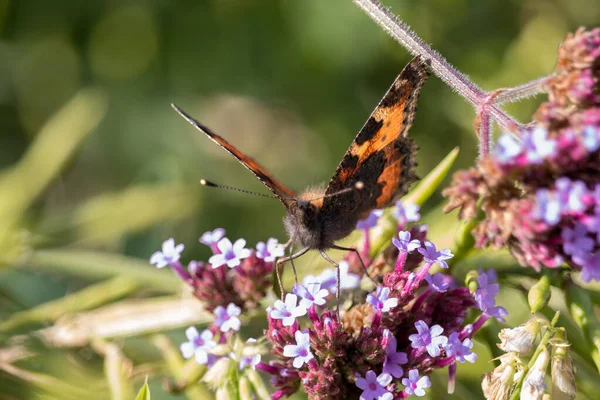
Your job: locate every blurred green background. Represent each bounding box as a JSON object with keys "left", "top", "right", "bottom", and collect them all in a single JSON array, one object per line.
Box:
[{"left": 0, "top": 0, "right": 599, "bottom": 399}]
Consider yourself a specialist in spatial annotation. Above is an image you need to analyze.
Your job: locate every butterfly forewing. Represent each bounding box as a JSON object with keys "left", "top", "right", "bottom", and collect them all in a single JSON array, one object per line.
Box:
[
  {"left": 171, "top": 104, "right": 297, "bottom": 205},
  {"left": 322, "top": 56, "right": 429, "bottom": 218}
]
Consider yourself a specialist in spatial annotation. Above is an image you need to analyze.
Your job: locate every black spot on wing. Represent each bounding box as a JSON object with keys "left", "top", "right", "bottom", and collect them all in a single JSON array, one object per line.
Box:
[
  {"left": 380, "top": 82, "right": 407, "bottom": 108},
  {"left": 340, "top": 154, "right": 359, "bottom": 171},
  {"left": 355, "top": 117, "right": 383, "bottom": 145}
]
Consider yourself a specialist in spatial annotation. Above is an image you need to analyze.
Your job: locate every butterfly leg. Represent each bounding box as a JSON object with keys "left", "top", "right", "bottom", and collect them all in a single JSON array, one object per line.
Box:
[
  {"left": 318, "top": 250, "right": 341, "bottom": 318},
  {"left": 275, "top": 246, "right": 310, "bottom": 300},
  {"left": 331, "top": 244, "right": 377, "bottom": 286},
  {"left": 288, "top": 244, "right": 299, "bottom": 284}
]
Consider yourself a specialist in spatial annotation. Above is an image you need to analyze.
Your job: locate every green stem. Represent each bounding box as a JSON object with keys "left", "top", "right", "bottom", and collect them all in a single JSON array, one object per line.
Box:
[{"left": 565, "top": 279, "right": 600, "bottom": 373}]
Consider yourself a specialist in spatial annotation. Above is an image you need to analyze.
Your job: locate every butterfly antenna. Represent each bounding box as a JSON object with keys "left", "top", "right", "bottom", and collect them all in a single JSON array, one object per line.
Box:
[
  {"left": 200, "top": 179, "right": 284, "bottom": 200},
  {"left": 312, "top": 181, "right": 364, "bottom": 201}
]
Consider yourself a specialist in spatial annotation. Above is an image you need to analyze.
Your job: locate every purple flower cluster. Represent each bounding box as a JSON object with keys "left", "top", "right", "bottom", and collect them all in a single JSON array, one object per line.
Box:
[
  {"left": 257, "top": 214, "right": 496, "bottom": 400},
  {"left": 150, "top": 230, "right": 282, "bottom": 312},
  {"left": 444, "top": 28, "right": 600, "bottom": 280}
]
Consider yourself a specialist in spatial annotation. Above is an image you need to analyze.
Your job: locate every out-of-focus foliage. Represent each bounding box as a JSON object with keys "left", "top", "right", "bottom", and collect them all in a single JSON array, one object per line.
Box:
[{"left": 0, "top": 0, "right": 599, "bottom": 399}]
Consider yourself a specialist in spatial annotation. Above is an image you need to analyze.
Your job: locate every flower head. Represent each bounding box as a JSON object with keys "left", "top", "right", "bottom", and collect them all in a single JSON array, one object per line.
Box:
[
  {"left": 256, "top": 238, "right": 285, "bottom": 262},
  {"left": 213, "top": 303, "right": 241, "bottom": 332},
  {"left": 402, "top": 369, "right": 431, "bottom": 397},
  {"left": 562, "top": 223, "right": 594, "bottom": 257},
  {"left": 355, "top": 371, "right": 393, "bottom": 400},
  {"left": 366, "top": 286, "right": 399, "bottom": 313},
  {"left": 582, "top": 125, "right": 600, "bottom": 152},
  {"left": 417, "top": 241, "right": 453, "bottom": 268},
  {"left": 150, "top": 238, "right": 184, "bottom": 268},
  {"left": 199, "top": 228, "right": 225, "bottom": 247},
  {"left": 269, "top": 294, "right": 307, "bottom": 326},
  {"left": 180, "top": 327, "right": 216, "bottom": 364},
  {"left": 392, "top": 231, "right": 421, "bottom": 254},
  {"left": 408, "top": 320, "right": 448, "bottom": 357},
  {"left": 293, "top": 283, "right": 329, "bottom": 309},
  {"left": 208, "top": 238, "right": 251, "bottom": 268},
  {"left": 357, "top": 209, "right": 384, "bottom": 230},
  {"left": 283, "top": 330, "right": 314, "bottom": 368}
]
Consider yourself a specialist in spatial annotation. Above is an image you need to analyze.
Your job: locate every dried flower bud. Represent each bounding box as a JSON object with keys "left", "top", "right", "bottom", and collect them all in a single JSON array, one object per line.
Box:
[
  {"left": 528, "top": 275, "right": 551, "bottom": 313},
  {"left": 521, "top": 348, "right": 550, "bottom": 400},
  {"left": 482, "top": 353, "right": 521, "bottom": 400},
  {"left": 498, "top": 319, "right": 541, "bottom": 354},
  {"left": 551, "top": 331, "right": 577, "bottom": 400}
]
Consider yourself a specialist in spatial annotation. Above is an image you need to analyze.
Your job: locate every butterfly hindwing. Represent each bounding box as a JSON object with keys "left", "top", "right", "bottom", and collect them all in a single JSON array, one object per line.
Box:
[
  {"left": 322, "top": 56, "right": 429, "bottom": 218},
  {"left": 171, "top": 104, "right": 297, "bottom": 204}
]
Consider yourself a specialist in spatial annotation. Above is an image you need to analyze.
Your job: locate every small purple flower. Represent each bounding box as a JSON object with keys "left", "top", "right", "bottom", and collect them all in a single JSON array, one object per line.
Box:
[
  {"left": 366, "top": 286, "right": 399, "bottom": 313},
  {"left": 409, "top": 320, "right": 448, "bottom": 357},
  {"left": 214, "top": 303, "right": 241, "bottom": 332},
  {"left": 355, "top": 371, "right": 393, "bottom": 400},
  {"left": 494, "top": 133, "right": 523, "bottom": 163},
  {"left": 445, "top": 332, "right": 477, "bottom": 363},
  {"left": 562, "top": 223, "right": 594, "bottom": 257},
  {"left": 392, "top": 231, "right": 421, "bottom": 254},
  {"left": 269, "top": 294, "right": 307, "bottom": 326},
  {"left": 556, "top": 178, "right": 588, "bottom": 214},
  {"left": 534, "top": 189, "right": 561, "bottom": 225},
  {"left": 150, "top": 238, "right": 184, "bottom": 268},
  {"left": 393, "top": 201, "right": 420, "bottom": 226},
  {"left": 575, "top": 253, "right": 600, "bottom": 282},
  {"left": 180, "top": 327, "right": 216, "bottom": 364},
  {"left": 357, "top": 209, "right": 384, "bottom": 230},
  {"left": 255, "top": 238, "right": 285, "bottom": 262},
  {"left": 417, "top": 241, "right": 453, "bottom": 268},
  {"left": 474, "top": 269, "right": 500, "bottom": 311},
  {"left": 402, "top": 369, "right": 431, "bottom": 397},
  {"left": 236, "top": 354, "right": 261, "bottom": 370},
  {"left": 293, "top": 283, "right": 329, "bottom": 309},
  {"left": 523, "top": 126, "right": 556, "bottom": 164},
  {"left": 582, "top": 125, "right": 600, "bottom": 152},
  {"left": 304, "top": 261, "right": 360, "bottom": 293},
  {"left": 199, "top": 228, "right": 225, "bottom": 247},
  {"left": 208, "top": 238, "right": 251, "bottom": 268},
  {"left": 424, "top": 273, "right": 451, "bottom": 292},
  {"left": 283, "top": 330, "right": 313, "bottom": 368},
  {"left": 382, "top": 331, "right": 408, "bottom": 378}
]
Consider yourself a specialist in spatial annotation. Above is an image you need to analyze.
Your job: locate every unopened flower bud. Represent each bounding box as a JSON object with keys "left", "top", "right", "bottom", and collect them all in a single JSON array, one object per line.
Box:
[
  {"left": 482, "top": 353, "right": 520, "bottom": 400},
  {"left": 551, "top": 330, "right": 576, "bottom": 400},
  {"left": 498, "top": 319, "right": 541, "bottom": 354},
  {"left": 520, "top": 348, "right": 550, "bottom": 400},
  {"left": 528, "top": 275, "right": 551, "bottom": 313},
  {"left": 466, "top": 270, "right": 479, "bottom": 293},
  {"left": 203, "top": 357, "right": 231, "bottom": 388}
]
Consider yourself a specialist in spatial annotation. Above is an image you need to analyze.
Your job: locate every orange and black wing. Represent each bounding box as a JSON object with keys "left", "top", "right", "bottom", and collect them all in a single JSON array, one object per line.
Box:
[
  {"left": 172, "top": 104, "right": 297, "bottom": 205},
  {"left": 322, "top": 56, "right": 429, "bottom": 218}
]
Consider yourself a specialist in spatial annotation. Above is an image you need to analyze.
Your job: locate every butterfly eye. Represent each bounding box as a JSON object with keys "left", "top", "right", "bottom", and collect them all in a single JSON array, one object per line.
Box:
[{"left": 304, "top": 203, "right": 318, "bottom": 221}]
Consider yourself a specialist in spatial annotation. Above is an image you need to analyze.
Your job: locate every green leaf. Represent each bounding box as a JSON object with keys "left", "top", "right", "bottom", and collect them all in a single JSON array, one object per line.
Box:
[
  {"left": 134, "top": 378, "right": 151, "bottom": 400},
  {"left": 403, "top": 146, "right": 459, "bottom": 206},
  {"left": 0, "top": 88, "right": 108, "bottom": 254},
  {"left": 0, "top": 276, "right": 138, "bottom": 333}
]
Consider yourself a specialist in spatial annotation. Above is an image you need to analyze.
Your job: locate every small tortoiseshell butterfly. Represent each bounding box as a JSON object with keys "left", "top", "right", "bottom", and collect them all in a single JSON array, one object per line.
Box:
[{"left": 172, "top": 56, "right": 429, "bottom": 295}]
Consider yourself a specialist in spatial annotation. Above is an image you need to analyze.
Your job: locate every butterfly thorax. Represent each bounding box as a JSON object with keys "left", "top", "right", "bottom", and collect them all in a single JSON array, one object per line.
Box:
[{"left": 283, "top": 188, "right": 360, "bottom": 250}]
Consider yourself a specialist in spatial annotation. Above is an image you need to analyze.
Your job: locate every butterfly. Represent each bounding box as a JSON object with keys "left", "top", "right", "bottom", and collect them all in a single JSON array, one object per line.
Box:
[{"left": 172, "top": 56, "right": 429, "bottom": 297}]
